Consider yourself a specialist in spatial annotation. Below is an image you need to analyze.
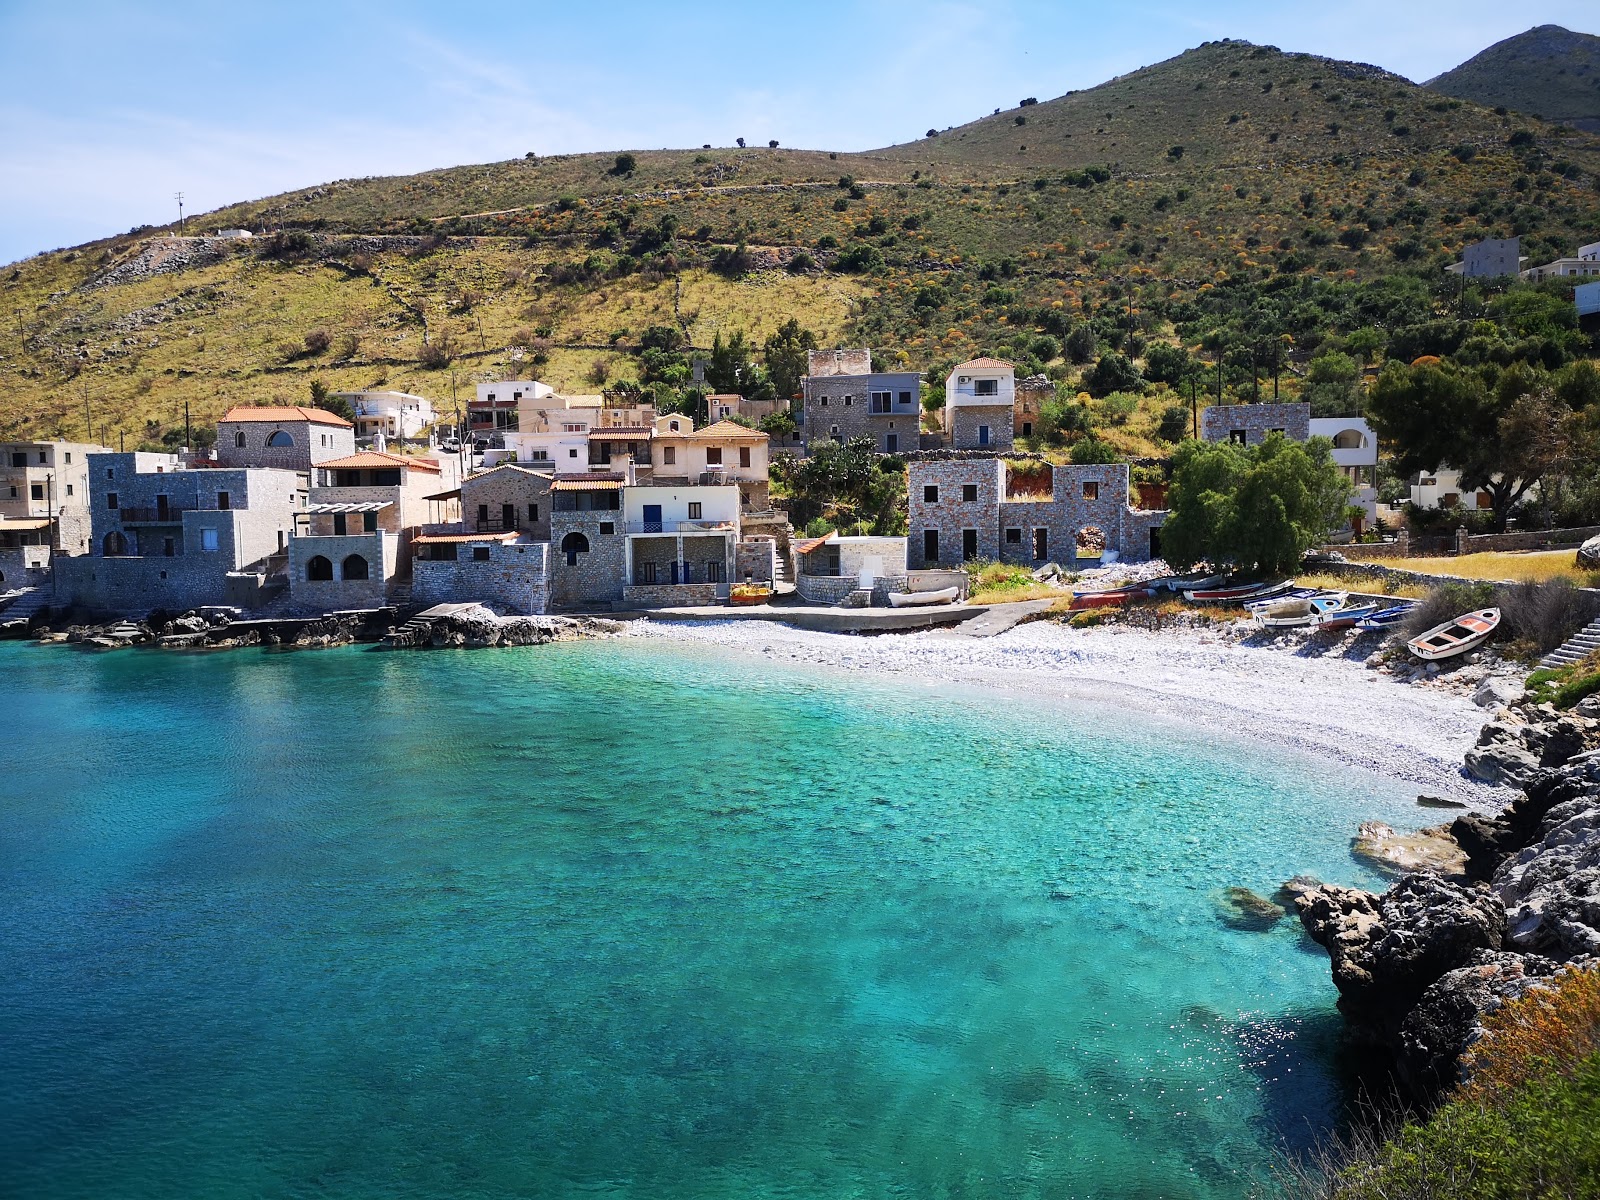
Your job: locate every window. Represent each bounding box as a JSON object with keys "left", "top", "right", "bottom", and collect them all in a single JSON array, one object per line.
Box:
[
  {"left": 568, "top": 448, "right": 578, "bottom": 458},
  {"left": 9, "top": 452, "right": 24, "bottom": 467},
  {"left": 217, "top": 491, "right": 230, "bottom": 510},
  {"left": 923, "top": 485, "right": 939, "bottom": 503},
  {"left": 333, "top": 512, "right": 348, "bottom": 536},
  {"left": 1082, "top": 481, "right": 1099, "bottom": 501},
  {"left": 961, "top": 484, "right": 978, "bottom": 502},
  {"left": 870, "top": 391, "right": 891, "bottom": 413},
  {"left": 342, "top": 554, "right": 370, "bottom": 580},
  {"left": 472, "top": 547, "right": 491, "bottom": 562},
  {"left": 706, "top": 561, "right": 722, "bottom": 583},
  {"left": 201, "top": 528, "right": 219, "bottom": 552},
  {"left": 563, "top": 423, "right": 586, "bottom": 433},
  {"left": 6, "top": 486, "right": 13, "bottom": 498},
  {"left": 1229, "top": 430, "right": 1247, "bottom": 445},
  {"left": 65, "top": 484, "right": 74, "bottom": 496},
  {"left": 898, "top": 390, "right": 912, "bottom": 406},
  {"left": 688, "top": 502, "right": 703, "bottom": 519},
  {"left": 363, "top": 511, "right": 377, "bottom": 533},
  {"left": 885, "top": 433, "right": 898, "bottom": 453},
  {"left": 829, "top": 426, "right": 840, "bottom": 439},
  {"left": 527, "top": 503, "right": 539, "bottom": 522},
  {"left": 962, "top": 529, "right": 978, "bottom": 560},
  {"left": 843, "top": 395, "right": 853, "bottom": 406},
  {"left": 30, "top": 483, "right": 43, "bottom": 501},
  {"left": 663, "top": 446, "right": 676, "bottom": 465},
  {"left": 234, "top": 431, "right": 246, "bottom": 448},
  {"left": 706, "top": 447, "right": 723, "bottom": 466},
  {"left": 975, "top": 378, "right": 998, "bottom": 396},
  {"left": 38, "top": 450, "right": 47, "bottom": 464},
  {"left": 477, "top": 503, "right": 490, "bottom": 525},
  {"left": 1022, "top": 422, "right": 1032, "bottom": 438},
  {"left": 669, "top": 420, "right": 681, "bottom": 431},
  {"left": 561, "top": 531, "right": 589, "bottom": 565},
  {"left": 1005, "top": 528, "right": 1022, "bottom": 544},
  {"left": 106, "top": 468, "right": 114, "bottom": 480},
  {"left": 599, "top": 521, "right": 615, "bottom": 535},
  {"left": 819, "top": 397, "right": 828, "bottom": 407},
  {"left": 266, "top": 430, "right": 294, "bottom": 447},
  {"left": 977, "top": 425, "right": 991, "bottom": 447},
  {"left": 64, "top": 452, "right": 72, "bottom": 463},
  {"left": 639, "top": 561, "right": 657, "bottom": 584},
  {"left": 106, "top": 492, "right": 119, "bottom": 510},
  {"left": 923, "top": 529, "right": 939, "bottom": 562},
  {"left": 739, "top": 446, "right": 750, "bottom": 468}
]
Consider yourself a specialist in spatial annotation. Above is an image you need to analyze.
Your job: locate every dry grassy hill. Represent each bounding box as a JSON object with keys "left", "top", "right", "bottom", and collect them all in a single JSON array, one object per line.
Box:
[
  {"left": 2, "top": 39, "right": 1598, "bottom": 446},
  {"left": 1427, "top": 25, "right": 1600, "bottom": 133}
]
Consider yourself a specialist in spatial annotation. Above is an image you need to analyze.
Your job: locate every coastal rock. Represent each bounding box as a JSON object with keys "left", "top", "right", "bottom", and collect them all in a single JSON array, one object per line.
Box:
[
  {"left": 1417, "top": 795, "right": 1468, "bottom": 810},
  {"left": 1351, "top": 821, "right": 1466, "bottom": 878},
  {"left": 1397, "top": 949, "right": 1564, "bottom": 1097},
  {"left": 1461, "top": 713, "right": 1598, "bottom": 786},
  {"left": 1492, "top": 765, "right": 1600, "bottom": 959},
  {"left": 1273, "top": 873, "right": 1324, "bottom": 907},
  {"left": 1454, "top": 750, "right": 1600, "bottom": 880},
  {"left": 1216, "top": 886, "right": 1286, "bottom": 930},
  {"left": 1577, "top": 533, "right": 1600, "bottom": 570},
  {"left": 1473, "top": 676, "right": 1524, "bottom": 709},
  {"left": 1295, "top": 875, "right": 1505, "bottom": 1026}
]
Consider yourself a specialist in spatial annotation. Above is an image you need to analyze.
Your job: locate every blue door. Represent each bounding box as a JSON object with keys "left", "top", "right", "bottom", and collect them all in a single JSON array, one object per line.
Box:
[{"left": 643, "top": 504, "right": 662, "bottom": 533}]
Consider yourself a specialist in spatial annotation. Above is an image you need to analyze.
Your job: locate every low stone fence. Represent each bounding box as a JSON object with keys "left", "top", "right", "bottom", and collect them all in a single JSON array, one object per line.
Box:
[
  {"left": 1308, "top": 560, "right": 1495, "bottom": 593},
  {"left": 620, "top": 583, "right": 718, "bottom": 608},
  {"left": 796, "top": 574, "right": 858, "bottom": 606},
  {"left": 1330, "top": 525, "right": 1600, "bottom": 561}
]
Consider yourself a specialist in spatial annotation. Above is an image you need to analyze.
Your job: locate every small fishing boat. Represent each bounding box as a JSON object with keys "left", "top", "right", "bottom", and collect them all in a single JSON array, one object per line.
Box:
[
  {"left": 1355, "top": 603, "right": 1417, "bottom": 631},
  {"left": 1407, "top": 608, "right": 1501, "bottom": 661},
  {"left": 1184, "top": 580, "right": 1288, "bottom": 603},
  {"left": 887, "top": 586, "right": 959, "bottom": 608},
  {"left": 1253, "top": 592, "right": 1349, "bottom": 630},
  {"left": 1068, "top": 587, "right": 1153, "bottom": 611},
  {"left": 1244, "top": 586, "right": 1321, "bottom": 610},
  {"left": 1316, "top": 602, "right": 1382, "bottom": 631},
  {"left": 1152, "top": 573, "right": 1224, "bottom": 593}
]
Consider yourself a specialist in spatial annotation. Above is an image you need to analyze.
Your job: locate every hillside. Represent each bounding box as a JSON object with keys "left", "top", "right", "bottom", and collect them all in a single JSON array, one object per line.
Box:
[
  {"left": 3, "top": 38, "right": 1599, "bottom": 446},
  {"left": 1427, "top": 25, "right": 1600, "bottom": 133}
]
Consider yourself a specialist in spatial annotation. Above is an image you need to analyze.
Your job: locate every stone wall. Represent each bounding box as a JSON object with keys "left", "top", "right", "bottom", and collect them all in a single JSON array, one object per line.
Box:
[
  {"left": 288, "top": 532, "right": 394, "bottom": 610},
  {"left": 460, "top": 466, "right": 552, "bottom": 541},
  {"left": 412, "top": 542, "right": 549, "bottom": 614},
  {"left": 735, "top": 538, "right": 776, "bottom": 585},
  {"left": 217, "top": 419, "right": 354, "bottom": 471},
  {"left": 549, "top": 512, "right": 627, "bottom": 607},
  {"left": 0, "top": 547, "right": 50, "bottom": 589},
  {"left": 907, "top": 459, "right": 1003, "bottom": 568},
  {"left": 54, "top": 554, "right": 244, "bottom": 617},
  {"left": 1200, "top": 402, "right": 1311, "bottom": 446},
  {"left": 948, "top": 404, "right": 1014, "bottom": 452},
  {"left": 620, "top": 583, "right": 718, "bottom": 608}
]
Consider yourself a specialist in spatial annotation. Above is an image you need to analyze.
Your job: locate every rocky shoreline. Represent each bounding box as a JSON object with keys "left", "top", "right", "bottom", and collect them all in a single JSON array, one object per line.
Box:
[{"left": 1294, "top": 691, "right": 1600, "bottom": 1105}]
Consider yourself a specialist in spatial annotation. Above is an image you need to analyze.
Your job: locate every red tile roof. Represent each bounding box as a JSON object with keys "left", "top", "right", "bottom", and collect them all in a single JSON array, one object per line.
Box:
[
  {"left": 220, "top": 405, "right": 354, "bottom": 428},
  {"left": 413, "top": 531, "right": 522, "bottom": 545},
  {"left": 952, "top": 357, "right": 1015, "bottom": 371},
  {"left": 318, "top": 451, "right": 442, "bottom": 473},
  {"left": 792, "top": 532, "right": 835, "bottom": 555},
  {"left": 550, "top": 472, "right": 626, "bottom": 491},
  {"left": 655, "top": 419, "right": 768, "bottom": 441}
]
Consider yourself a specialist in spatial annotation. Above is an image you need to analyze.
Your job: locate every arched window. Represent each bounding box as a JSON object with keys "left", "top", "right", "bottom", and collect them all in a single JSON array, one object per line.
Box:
[
  {"left": 560, "top": 531, "right": 589, "bottom": 566},
  {"left": 103, "top": 531, "right": 127, "bottom": 557},
  {"left": 1332, "top": 429, "right": 1366, "bottom": 450},
  {"left": 306, "top": 555, "right": 333, "bottom": 581},
  {"left": 267, "top": 430, "right": 294, "bottom": 447},
  {"left": 233, "top": 430, "right": 246, "bottom": 448},
  {"left": 341, "top": 554, "right": 369, "bottom": 581}
]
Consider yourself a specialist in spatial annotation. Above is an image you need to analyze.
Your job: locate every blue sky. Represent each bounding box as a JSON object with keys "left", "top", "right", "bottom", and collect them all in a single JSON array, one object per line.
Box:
[{"left": 1, "top": 0, "right": 1595, "bottom": 265}]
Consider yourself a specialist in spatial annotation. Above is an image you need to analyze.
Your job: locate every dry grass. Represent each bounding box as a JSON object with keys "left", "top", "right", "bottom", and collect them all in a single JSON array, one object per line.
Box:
[
  {"left": 970, "top": 582, "right": 1066, "bottom": 605},
  {"left": 1295, "top": 571, "right": 1429, "bottom": 599},
  {"left": 1387, "top": 550, "right": 1600, "bottom": 587}
]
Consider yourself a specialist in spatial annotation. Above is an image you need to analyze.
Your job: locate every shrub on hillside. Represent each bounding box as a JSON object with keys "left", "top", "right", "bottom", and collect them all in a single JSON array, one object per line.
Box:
[
  {"left": 302, "top": 328, "right": 331, "bottom": 356},
  {"left": 1083, "top": 352, "right": 1144, "bottom": 397},
  {"left": 1402, "top": 582, "right": 1498, "bottom": 638},
  {"left": 1158, "top": 403, "right": 1191, "bottom": 443},
  {"left": 1495, "top": 578, "right": 1600, "bottom": 654}
]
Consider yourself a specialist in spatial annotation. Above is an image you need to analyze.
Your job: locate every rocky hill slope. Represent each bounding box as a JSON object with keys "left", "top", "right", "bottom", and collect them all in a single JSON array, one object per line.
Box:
[
  {"left": 1427, "top": 25, "right": 1600, "bottom": 134},
  {"left": 3, "top": 39, "right": 1598, "bottom": 446}
]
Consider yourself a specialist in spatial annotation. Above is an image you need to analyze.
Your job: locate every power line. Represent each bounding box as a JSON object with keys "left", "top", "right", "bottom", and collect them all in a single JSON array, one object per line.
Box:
[{"left": 175, "top": 192, "right": 185, "bottom": 235}]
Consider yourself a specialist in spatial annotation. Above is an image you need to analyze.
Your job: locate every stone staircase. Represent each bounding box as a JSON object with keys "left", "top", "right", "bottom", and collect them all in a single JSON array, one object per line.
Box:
[
  {"left": 1541, "top": 616, "right": 1600, "bottom": 669},
  {"left": 0, "top": 586, "right": 50, "bottom": 625}
]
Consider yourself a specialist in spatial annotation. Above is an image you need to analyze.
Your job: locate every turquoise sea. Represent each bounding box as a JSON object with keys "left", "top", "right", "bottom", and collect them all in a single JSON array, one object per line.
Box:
[{"left": 0, "top": 637, "right": 1417, "bottom": 1199}]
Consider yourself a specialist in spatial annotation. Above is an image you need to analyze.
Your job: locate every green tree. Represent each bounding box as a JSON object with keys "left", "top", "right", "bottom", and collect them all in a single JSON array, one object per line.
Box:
[
  {"left": 1083, "top": 352, "right": 1144, "bottom": 398},
  {"left": 611, "top": 153, "right": 637, "bottom": 176},
  {"left": 1302, "top": 351, "right": 1363, "bottom": 416},
  {"left": 1143, "top": 342, "right": 1196, "bottom": 386},
  {"left": 758, "top": 408, "right": 799, "bottom": 447},
  {"left": 772, "top": 437, "right": 905, "bottom": 534},
  {"left": 1064, "top": 324, "right": 1098, "bottom": 364},
  {"left": 1157, "top": 402, "right": 1191, "bottom": 443},
  {"left": 1068, "top": 436, "right": 1119, "bottom": 464},
  {"left": 1367, "top": 361, "right": 1567, "bottom": 530},
  {"left": 1160, "top": 434, "right": 1353, "bottom": 574},
  {"left": 704, "top": 330, "right": 773, "bottom": 401},
  {"left": 762, "top": 318, "right": 817, "bottom": 401}
]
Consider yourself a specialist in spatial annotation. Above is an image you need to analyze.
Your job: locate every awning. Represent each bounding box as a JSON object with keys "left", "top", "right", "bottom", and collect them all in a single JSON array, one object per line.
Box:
[
  {"left": 306, "top": 501, "right": 393, "bottom": 514},
  {"left": 589, "top": 427, "right": 654, "bottom": 438},
  {"left": 0, "top": 517, "right": 52, "bottom": 532},
  {"left": 422, "top": 488, "right": 462, "bottom": 501},
  {"left": 551, "top": 477, "right": 625, "bottom": 491},
  {"left": 792, "top": 533, "right": 835, "bottom": 555},
  {"left": 412, "top": 531, "right": 521, "bottom": 545}
]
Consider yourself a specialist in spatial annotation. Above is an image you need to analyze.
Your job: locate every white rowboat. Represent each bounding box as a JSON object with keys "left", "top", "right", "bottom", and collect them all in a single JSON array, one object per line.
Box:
[
  {"left": 1407, "top": 608, "right": 1500, "bottom": 661},
  {"left": 887, "top": 587, "right": 960, "bottom": 608}
]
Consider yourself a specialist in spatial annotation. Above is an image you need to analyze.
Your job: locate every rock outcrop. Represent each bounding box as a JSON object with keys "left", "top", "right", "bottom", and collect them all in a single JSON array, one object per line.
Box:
[{"left": 382, "top": 606, "right": 624, "bottom": 649}]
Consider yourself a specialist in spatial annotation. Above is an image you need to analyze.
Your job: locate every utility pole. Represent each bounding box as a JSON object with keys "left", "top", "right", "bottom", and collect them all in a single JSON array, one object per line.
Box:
[
  {"left": 184, "top": 400, "right": 191, "bottom": 453},
  {"left": 82, "top": 380, "right": 92, "bottom": 442},
  {"left": 175, "top": 192, "right": 186, "bottom": 234},
  {"left": 1272, "top": 341, "right": 1280, "bottom": 400},
  {"left": 1251, "top": 346, "right": 1259, "bottom": 403},
  {"left": 1216, "top": 354, "right": 1224, "bottom": 405},
  {"left": 1190, "top": 378, "right": 1198, "bottom": 440}
]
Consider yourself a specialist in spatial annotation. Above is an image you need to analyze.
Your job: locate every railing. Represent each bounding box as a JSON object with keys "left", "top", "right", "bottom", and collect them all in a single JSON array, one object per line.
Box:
[
  {"left": 624, "top": 519, "right": 735, "bottom": 535},
  {"left": 474, "top": 518, "right": 521, "bottom": 532},
  {"left": 116, "top": 506, "right": 187, "bottom": 523}
]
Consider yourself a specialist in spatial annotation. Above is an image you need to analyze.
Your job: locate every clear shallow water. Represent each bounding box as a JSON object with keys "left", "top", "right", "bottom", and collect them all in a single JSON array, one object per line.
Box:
[{"left": 0, "top": 638, "right": 1418, "bottom": 1199}]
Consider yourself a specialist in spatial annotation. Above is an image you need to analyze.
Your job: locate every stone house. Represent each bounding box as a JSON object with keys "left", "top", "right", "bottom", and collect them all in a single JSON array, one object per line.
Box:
[
  {"left": 1199, "top": 401, "right": 1311, "bottom": 447},
  {"left": 1448, "top": 237, "right": 1524, "bottom": 278},
  {"left": 548, "top": 473, "right": 628, "bottom": 608},
  {"left": 793, "top": 534, "right": 909, "bottom": 604},
  {"left": 906, "top": 458, "right": 1165, "bottom": 568},
  {"left": 800, "top": 349, "right": 922, "bottom": 454},
  {"left": 56, "top": 452, "right": 307, "bottom": 615},
  {"left": 288, "top": 450, "right": 458, "bottom": 610},
  {"left": 619, "top": 482, "right": 743, "bottom": 607},
  {"left": 412, "top": 533, "right": 550, "bottom": 615},
  {"left": 651, "top": 419, "right": 771, "bottom": 510},
  {"left": 1014, "top": 375, "right": 1052, "bottom": 440},
  {"left": 456, "top": 464, "right": 553, "bottom": 541},
  {"left": 943, "top": 359, "right": 1016, "bottom": 452},
  {"left": 0, "top": 439, "right": 108, "bottom": 591},
  {"left": 216, "top": 405, "right": 355, "bottom": 471}
]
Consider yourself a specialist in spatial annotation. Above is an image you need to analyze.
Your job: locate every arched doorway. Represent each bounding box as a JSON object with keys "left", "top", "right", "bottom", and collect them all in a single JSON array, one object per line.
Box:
[
  {"left": 306, "top": 555, "right": 333, "bottom": 581},
  {"left": 341, "top": 554, "right": 369, "bottom": 581},
  {"left": 1075, "top": 525, "right": 1107, "bottom": 561},
  {"left": 561, "top": 531, "right": 589, "bottom": 567},
  {"left": 267, "top": 430, "right": 294, "bottom": 447},
  {"left": 103, "top": 531, "right": 127, "bottom": 557}
]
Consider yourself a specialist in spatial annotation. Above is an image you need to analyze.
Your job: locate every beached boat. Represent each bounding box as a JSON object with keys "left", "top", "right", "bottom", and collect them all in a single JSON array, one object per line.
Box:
[
  {"left": 1183, "top": 580, "right": 1289, "bottom": 604},
  {"left": 1253, "top": 592, "right": 1349, "bottom": 630},
  {"left": 887, "top": 587, "right": 959, "bottom": 608},
  {"left": 1316, "top": 602, "right": 1382, "bottom": 631},
  {"left": 1068, "top": 587, "right": 1153, "bottom": 611},
  {"left": 1355, "top": 603, "right": 1418, "bottom": 631},
  {"left": 1243, "top": 586, "right": 1322, "bottom": 610},
  {"left": 1151, "top": 573, "right": 1224, "bottom": 593},
  {"left": 1407, "top": 608, "right": 1501, "bottom": 661}
]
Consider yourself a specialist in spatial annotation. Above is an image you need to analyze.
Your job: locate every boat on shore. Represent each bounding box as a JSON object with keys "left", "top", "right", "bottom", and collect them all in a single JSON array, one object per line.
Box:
[
  {"left": 1184, "top": 580, "right": 1290, "bottom": 604},
  {"left": 1316, "top": 602, "right": 1382, "bottom": 630},
  {"left": 1253, "top": 592, "right": 1349, "bottom": 630},
  {"left": 1068, "top": 587, "right": 1153, "bottom": 611},
  {"left": 887, "top": 587, "right": 959, "bottom": 608},
  {"left": 1407, "top": 608, "right": 1500, "bottom": 660},
  {"left": 1244, "top": 587, "right": 1321, "bottom": 610},
  {"left": 1355, "top": 603, "right": 1418, "bottom": 631}
]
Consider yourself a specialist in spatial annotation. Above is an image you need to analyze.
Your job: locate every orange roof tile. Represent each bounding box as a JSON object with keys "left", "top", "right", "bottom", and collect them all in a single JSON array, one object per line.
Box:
[
  {"left": 220, "top": 405, "right": 354, "bottom": 428},
  {"left": 413, "top": 531, "right": 522, "bottom": 545},
  {"left": 550, "top": 472, "right": 626, "bottom": 491},
  {"left": 319, "top": 451, "right": 442, "bottom": 473},
  {"left": 793, "top": 533, "right": 835, "bottom": 555},
  {"left": 952, "top": 357, "right": 1015, "bottom": 371},
  {"left": 656, "top": 419, "right": 768, "bottom": 441}
]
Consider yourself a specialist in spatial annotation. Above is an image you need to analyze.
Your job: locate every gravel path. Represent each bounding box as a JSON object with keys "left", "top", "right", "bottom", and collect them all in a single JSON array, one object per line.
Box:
[{"left": 634, "top": 615, "right": 1506, "bottom": 806}]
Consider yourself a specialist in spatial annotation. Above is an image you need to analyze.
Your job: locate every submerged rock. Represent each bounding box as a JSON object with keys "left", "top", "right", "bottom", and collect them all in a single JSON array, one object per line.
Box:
[
  {"left": 1417, "top": 795, "right": 1468, "bottom": 810},
  {"left": 1216, "top": 886, "right": 1286, "bottom": 930},
  {"left": 1273, "top": 873, "right": 1324, "bottom": 908}
]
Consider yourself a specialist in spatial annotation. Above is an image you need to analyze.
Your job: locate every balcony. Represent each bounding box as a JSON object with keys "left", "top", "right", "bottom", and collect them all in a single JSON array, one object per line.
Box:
[
  {"left": 625, "top": 519, "right": 735, "bottom": 535},
  {"left": 116, "top": 505, "right": 188, "bottom": 524},
  {"left": 474, "top": 518, "right": 523, "bottom": 533}
]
